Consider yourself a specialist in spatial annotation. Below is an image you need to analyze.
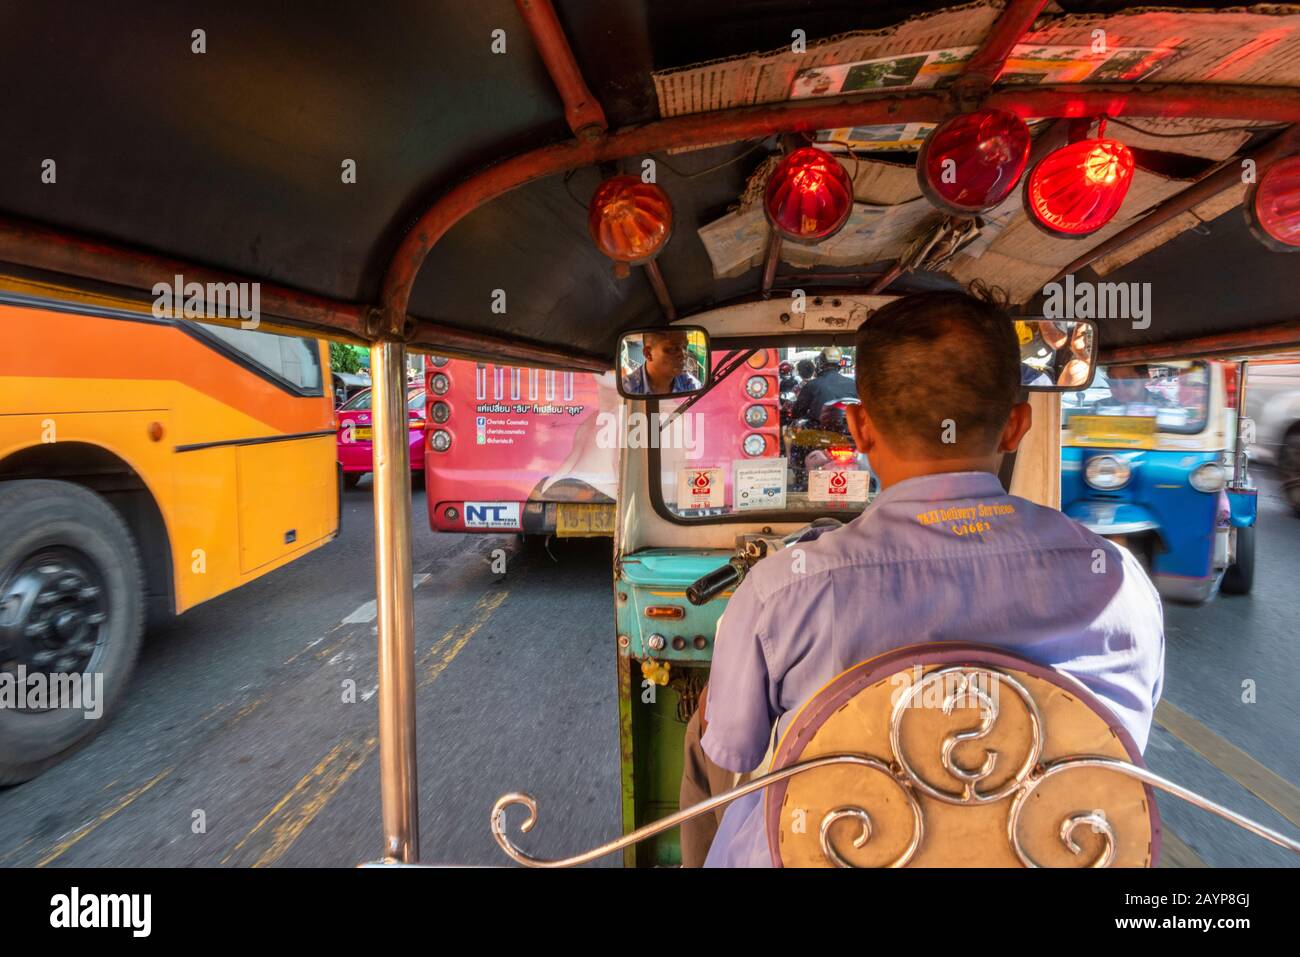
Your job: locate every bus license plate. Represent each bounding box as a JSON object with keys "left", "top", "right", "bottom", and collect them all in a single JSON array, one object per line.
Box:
[{"left": 556, "top": 503, "right": 616, "bottom": 537}]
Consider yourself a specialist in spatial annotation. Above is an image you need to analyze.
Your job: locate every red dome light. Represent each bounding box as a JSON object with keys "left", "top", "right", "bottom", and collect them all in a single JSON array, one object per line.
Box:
[
  {"left": 1246, "top": 155, "right": 1300, "bottom": 252},
  {"left": 587, "top": 176, "right": 673, "bottom": 264},
  {"left": 764, "top": 146, "right": 854, "bottom": 243},
  {"left": 917, "top": 109, "right": 1031, "bottom": 214},
  {"left": 1026, "top": 138, "right": 1135, "bottom": 237}
]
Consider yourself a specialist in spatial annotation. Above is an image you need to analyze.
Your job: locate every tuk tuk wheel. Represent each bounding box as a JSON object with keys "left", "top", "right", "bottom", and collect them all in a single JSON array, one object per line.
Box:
[
  {"left": 343, "top": 471, "right": 364, "bottom": 489},
  {"left": 1221, "top": 524, "right": 1256, "bottom": 595},
  {"left": 0, "top": 480, "right": 144, "bottom": 784}
]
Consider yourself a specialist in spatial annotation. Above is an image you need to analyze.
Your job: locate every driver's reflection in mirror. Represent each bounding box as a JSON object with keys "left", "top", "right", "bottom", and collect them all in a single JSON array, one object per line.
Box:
[
  {"left": 622, "top": 330, "right": 701, "bottom": 395},
  {"left": 680, "top": 290, "right": 1166, "bottom": 868},
  {"left": 1057, "top": 323, "right": 1093, "bottom": 387},
  {"left": 1018, "top": 320, "right": 1093, "bottom": 387}
]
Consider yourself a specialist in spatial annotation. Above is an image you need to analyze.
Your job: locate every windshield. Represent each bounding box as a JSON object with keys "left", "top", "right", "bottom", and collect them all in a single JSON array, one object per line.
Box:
[
  {"left": 341, "top": 388, "right": 424, "bottom": 413},
  {"left": 652, "top": 342, "right": 872, "bottom": 522},
  {"left": 1062, "top": 362, "right": 1210, "bottom": 434}
]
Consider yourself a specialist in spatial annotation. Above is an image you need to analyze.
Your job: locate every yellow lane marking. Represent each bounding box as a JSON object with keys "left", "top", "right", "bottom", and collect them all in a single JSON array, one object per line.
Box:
[
  {"left": 420, "top": 590, "right": 508, "bottom": 688},
  {"left": 36, "top": 768, "right": 174, "bottom": 867},
  {"left": 223, "top": 736, "right": 377, "bottom": 868},
  {"left": 223, "top": 589, "right": 505, "bottom": 866},
  {"left": 1158, "top": 826, "right": 1208, "bottom": 868},
  {"left": 1155, "top": 699, "right": 1300, "bottom": 829}
]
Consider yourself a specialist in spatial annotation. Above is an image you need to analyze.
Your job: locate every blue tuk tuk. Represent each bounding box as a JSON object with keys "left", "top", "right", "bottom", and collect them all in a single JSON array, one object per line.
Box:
[{"left": 1061, "top": 360, "right": 1257, "bottom": 602}]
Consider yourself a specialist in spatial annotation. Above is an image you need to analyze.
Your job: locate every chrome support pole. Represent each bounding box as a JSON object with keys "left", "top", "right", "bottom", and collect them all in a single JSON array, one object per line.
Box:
[
  {"left": 1233, "top": 359, "right": 1249, "bottom": 488},
  {"left": 370, "top": 337, "right": 420, "bottom": 862}
]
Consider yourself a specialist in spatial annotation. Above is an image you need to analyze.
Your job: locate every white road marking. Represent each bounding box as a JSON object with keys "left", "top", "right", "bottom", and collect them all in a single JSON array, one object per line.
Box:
[{"left": 341, "top": 600, "right": 377, "bottom": 624}]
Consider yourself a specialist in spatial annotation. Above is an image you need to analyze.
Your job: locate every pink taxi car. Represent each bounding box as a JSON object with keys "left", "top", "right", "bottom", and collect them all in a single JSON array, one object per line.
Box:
[{"left": 336, "top": 387, "right": 426, "bottom": 487}]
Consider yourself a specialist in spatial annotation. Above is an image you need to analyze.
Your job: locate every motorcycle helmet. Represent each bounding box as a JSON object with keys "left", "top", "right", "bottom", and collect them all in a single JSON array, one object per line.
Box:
[{"left": 816, "top": 346, "right": 843, "bottom": 372}]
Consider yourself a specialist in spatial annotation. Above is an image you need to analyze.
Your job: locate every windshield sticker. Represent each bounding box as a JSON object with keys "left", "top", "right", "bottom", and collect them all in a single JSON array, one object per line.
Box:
[
  {"left": 733, "top": 459, "right": 787, "bottom": 512},
  {"left": 808, "top": 469, "right": 869, "bottom": 503},
  {"left": 676, "top": 467, "right": 725, "bottom": 511}
]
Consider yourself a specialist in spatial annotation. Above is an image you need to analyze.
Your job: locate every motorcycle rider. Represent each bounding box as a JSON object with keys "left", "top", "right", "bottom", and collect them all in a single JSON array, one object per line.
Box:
[
  {"left": 778, "top": 360, "right": 799, "bottom": 395},
  {"left": 790, "top": 346, "right": 856, "bottom": 423}
]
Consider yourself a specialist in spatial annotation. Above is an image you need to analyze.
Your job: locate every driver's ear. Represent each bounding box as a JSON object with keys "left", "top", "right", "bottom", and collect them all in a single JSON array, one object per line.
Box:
[
  {"left": 846, "top": 403, "right": 874, "bottom": 455},
  {"left": 998, "top": 400, "right": 1033, "bottom": 453}
]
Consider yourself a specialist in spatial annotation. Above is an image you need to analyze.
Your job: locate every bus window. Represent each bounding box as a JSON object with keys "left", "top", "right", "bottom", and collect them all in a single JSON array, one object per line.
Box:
[{"left": 188, "top": 322, "right": 324, "bottom": 394}]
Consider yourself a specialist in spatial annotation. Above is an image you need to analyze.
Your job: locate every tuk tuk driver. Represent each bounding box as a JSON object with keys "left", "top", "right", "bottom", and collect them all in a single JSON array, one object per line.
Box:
[
  {"left": 622, "top": 330, "right": 701, "bottom": 395},
  {"left": 680, "top": 290, "right": 1165, "bottom": 868}
]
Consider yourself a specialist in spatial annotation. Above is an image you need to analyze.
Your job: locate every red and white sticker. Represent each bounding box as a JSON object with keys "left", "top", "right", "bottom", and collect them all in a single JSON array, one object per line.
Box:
[
  {"left": 808, "top": 469, "right": 869, "bottom": 502},
  {"left": 676, "top": 467, "right": 725, "bottom": 510}
]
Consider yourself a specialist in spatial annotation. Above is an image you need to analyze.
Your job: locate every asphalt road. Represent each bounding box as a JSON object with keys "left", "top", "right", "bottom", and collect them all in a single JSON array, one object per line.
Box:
[{"left": 0, "top": 473, "right": 1296, "bottom": 868}]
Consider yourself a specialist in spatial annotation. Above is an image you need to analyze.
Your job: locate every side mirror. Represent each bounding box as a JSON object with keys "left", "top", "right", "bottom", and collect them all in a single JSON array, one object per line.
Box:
[
  {"left": 616, "top": 326, "right": 711, "bottom": 400},
  {"left": 1016, "top": 319, "right": 1098, "bottom": 391}
]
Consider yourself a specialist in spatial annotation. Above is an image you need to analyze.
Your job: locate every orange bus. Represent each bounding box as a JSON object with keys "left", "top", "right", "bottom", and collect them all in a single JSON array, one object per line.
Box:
[{"left": 0, "top": 301, "right": 339, "bottom": 782}]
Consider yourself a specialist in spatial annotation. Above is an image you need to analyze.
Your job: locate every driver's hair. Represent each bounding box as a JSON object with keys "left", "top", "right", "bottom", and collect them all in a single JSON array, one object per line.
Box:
[
  {"left": 643, "top": 330, "right": 684, "bottom": 351},
  {"left": 854, "top": 289, "right": 1020, "bottom": 458}
]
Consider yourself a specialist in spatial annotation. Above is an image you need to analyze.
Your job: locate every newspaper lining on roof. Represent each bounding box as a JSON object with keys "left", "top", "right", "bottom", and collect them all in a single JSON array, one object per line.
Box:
[
  {"left": 669, "top": 3, "right": 1300, "bottom": 293},
  {"left": 789, "top": 44, "right": 1175, "bottom": 102},
  {"left": 653, "top": 3, "right": 1300, "bottom": 159}
]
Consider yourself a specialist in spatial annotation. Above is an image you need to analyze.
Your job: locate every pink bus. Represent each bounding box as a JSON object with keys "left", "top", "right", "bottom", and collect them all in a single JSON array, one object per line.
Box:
[{"left": 423, "top": 350, "right": 782, "bottom": 536}]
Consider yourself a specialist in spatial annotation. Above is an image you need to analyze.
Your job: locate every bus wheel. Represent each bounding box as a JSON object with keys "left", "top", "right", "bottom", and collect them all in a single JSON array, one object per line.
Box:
[
  {"left": 0, "top": 480, "right": 144, "bottom": 784},
  {"left": 1221, "top": 524, "right": 1256, "bottom": 595}
]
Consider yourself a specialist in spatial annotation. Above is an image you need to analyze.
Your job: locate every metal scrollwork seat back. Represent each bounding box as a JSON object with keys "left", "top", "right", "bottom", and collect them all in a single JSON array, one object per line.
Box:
[
  {"left": 490, "top": 643, "right": 1299, "bottom": 867},
  {"left": 764, "top": 644, "right": 1156, "bottom": 867}
]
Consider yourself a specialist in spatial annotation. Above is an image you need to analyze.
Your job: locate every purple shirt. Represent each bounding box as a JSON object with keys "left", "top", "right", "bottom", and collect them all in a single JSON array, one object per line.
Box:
[{"left": 700, "top": 470, "right": 1165, "bottom": 868}]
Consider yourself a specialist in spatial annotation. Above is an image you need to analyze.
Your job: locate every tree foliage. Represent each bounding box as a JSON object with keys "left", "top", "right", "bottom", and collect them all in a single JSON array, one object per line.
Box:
[{"left": 330, "top": 341, "right": 363, "bottom": 374}]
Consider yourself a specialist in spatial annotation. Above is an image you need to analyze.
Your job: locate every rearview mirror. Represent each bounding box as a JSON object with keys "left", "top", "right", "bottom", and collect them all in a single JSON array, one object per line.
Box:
[
  {"left": 616, "top": 327, "right": 711, "bottom": 400},
  {"left": 1016, "top": 319, "right": 1098, "bottom": 391}
]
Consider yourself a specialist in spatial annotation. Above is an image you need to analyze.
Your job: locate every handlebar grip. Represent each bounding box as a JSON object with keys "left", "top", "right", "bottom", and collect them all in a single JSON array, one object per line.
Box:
[{"left": 686, "top": 562, "right": 742, "bottom": 606}]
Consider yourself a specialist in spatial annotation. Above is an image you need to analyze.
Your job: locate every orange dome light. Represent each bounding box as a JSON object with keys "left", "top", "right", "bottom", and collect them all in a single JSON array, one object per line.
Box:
[{"left": 588, "top": 176, "right": 673, "bottom": 266}]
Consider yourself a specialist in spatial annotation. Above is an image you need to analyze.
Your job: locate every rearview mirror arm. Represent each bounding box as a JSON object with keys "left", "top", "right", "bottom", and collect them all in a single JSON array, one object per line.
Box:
[{"left": 659, "top": 348, "right": 757, "bottom": 431}]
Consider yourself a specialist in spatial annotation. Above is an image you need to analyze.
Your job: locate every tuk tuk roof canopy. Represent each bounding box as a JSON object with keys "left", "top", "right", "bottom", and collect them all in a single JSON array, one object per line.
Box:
[{"left": 1, "top": 1, "right": 1298, "bottom": 370}]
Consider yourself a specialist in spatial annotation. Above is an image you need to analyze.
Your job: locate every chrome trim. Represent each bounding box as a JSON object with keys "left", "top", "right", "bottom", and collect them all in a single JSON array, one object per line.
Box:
[
  {"left": 1061, "top": 812, "right": 1116, "bottom": 868},
  {"left": 372, "top": 339, "right": 420, "bottom": 863},
  {"left": 817, "top": 765, "right": 925, "bottom": 868},
  {"left": 891, "top": 667, "right": 1042, "bottom": 805},
  {"left": 490, "top": 753, "right": 891, "bottom": 868},
  {"left": 1081, "top": 520, "right": 1159, "bottom": 536},
  {"left": 1153, "top": 573, "right": 1217, "bottom": 603},
  {"left": 1009, "top": 757, "right": 1300, "bottom": 867},
  {"left": 1084, "top": 455, "right": 1131, "bottom": 491}
]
